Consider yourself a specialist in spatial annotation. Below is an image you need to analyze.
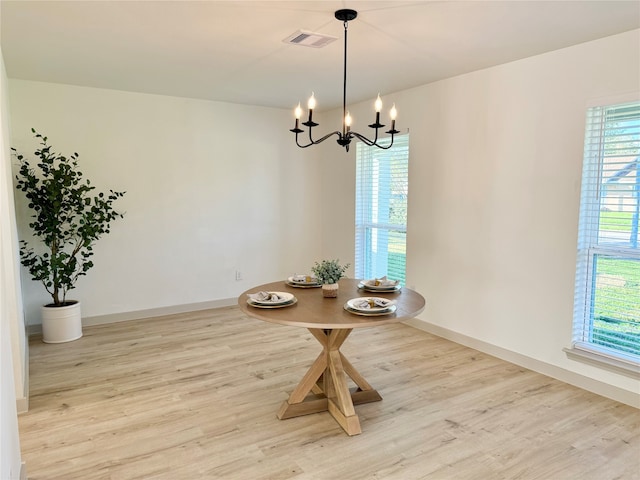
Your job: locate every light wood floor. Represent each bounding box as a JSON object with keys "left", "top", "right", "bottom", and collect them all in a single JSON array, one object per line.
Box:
[{"left": 19, "top": 307, "right": 639, "bottom": 480}]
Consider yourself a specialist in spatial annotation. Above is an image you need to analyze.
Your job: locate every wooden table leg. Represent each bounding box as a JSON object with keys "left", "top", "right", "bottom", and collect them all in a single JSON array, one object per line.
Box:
[{"left": 277, "top": 328, "right": 382, "bottom": 436}]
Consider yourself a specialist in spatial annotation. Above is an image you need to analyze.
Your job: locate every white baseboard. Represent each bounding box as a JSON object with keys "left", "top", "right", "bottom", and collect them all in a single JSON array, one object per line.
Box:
[
  {"left": 16, "top": 396, "right": 28, "bottom": 414},
  {"left": 82, "top": 298, "right": 237, "bottom": 326},
  {"left": 27, "top": 298, "right": 237, "bottom": 336},
  {"left": 403, "top": 318, "right": 639, "bottom": 409},
  {"left": 25, "top": 302, "right": 636, "bottom": 408},
  {"left": 20, "top": 462, "right": 27, "bottom": 480},
  {"left": 17, "top": 341, "right": 29, "bottom": 413}
]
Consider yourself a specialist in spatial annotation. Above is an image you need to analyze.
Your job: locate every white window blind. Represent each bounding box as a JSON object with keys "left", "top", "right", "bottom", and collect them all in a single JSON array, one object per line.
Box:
[
  {"left": 355, "top": 134, "right": 409, "bottom": 284},
  {"left": 573, "top": 101, "right": 640, "bottom": 366}
]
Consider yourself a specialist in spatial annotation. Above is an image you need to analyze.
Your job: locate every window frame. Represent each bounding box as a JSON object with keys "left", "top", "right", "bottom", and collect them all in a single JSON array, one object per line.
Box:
[
  {"left": 354, "top": 134, "right": 409, "bottom": 285},
  {"left": 569, "top": 97, "right": 640, "bottom": 377}
]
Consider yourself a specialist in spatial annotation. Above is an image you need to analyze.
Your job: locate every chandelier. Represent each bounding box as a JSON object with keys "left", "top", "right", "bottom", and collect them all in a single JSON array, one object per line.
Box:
[{"left": 289, "top": 9, "right": 399, "bottom": 152}]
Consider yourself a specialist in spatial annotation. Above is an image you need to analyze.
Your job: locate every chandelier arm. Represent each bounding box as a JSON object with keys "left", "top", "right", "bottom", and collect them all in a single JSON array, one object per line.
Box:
[
  {"left": 294, "top": 129, "right": 318, "bottom": 148},
  {"left": 294, "top": 133, "right": 316, "bottom": 149},
  {"left": 369, "top": 125, "right": 380, "bottom": 145},
  {"left": 350, "top": 131, "right": 375, "bottom": 146},
  {"left": 307, "top": 124, "right": 315, "bottom": 144},
  {"left": 313, "top": 130, "right": 343, "bottom": 145},
  {"left": 351, "top": 131, "right": 396, "bottom": 149},
  {"left": 296, "top": 130, "right": 343, "bottom": 148}
]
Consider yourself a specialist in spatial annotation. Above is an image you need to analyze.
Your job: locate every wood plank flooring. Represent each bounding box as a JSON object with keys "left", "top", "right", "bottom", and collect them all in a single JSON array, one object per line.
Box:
[{"left": 18, "top": 307, "right": 639, "bottom": 479}]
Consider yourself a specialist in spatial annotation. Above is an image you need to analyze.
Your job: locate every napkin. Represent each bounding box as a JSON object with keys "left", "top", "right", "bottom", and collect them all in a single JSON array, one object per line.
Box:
[
  {"left": 247, "top": 291, "right": 283, "bottom": 303},
  {"left": 353, "top": 298, "right": 396, "bottom": 309},
  {"left": 365, "top": 276, "right": 399, "bottom": 287}
]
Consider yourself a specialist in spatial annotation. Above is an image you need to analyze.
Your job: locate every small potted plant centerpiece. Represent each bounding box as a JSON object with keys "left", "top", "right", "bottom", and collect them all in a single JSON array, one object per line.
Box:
[
  {"left": 311, "top": 259, "right": 350, "bottom": 298},
  {"left": 13, "top": 129, "right": 125, "bottom": 343}
]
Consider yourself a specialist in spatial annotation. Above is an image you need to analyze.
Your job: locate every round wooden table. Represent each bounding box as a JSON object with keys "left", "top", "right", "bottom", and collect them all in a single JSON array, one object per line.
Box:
[{"left": 238, "top": 278, "right": 426, "bottom": 435}]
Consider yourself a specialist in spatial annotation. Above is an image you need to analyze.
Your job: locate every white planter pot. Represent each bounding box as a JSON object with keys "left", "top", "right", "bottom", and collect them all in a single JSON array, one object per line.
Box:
[{"left": 41, "top": 301, "right": 83, "bottom": 343}]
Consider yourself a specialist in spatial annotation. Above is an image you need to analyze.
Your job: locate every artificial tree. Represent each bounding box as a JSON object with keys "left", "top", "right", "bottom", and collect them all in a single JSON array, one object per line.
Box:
[{"left": 13, "top": 129, "right": 125, "bottom": 307}]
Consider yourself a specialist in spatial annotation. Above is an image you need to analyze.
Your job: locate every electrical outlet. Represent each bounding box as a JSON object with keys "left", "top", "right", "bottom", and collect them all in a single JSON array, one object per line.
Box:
[{"left": 235, "top": 270, "right": 242, "bottom": 281}]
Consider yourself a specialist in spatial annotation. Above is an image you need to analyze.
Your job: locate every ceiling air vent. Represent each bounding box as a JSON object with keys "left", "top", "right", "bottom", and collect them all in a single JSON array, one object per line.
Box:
[{"left": 283, "top": 30, "right": 337, "bottom": 48}]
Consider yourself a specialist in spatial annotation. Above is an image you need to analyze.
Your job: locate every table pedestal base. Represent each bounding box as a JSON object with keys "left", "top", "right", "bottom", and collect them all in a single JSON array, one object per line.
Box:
[{"left": 276, "top": 328, "right": 382, "bottom": 436}]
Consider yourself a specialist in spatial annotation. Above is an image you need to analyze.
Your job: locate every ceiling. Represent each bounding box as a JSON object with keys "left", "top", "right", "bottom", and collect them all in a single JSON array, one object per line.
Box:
[{"left": 2, "top": 1, "right": 639, "bottom": 111}]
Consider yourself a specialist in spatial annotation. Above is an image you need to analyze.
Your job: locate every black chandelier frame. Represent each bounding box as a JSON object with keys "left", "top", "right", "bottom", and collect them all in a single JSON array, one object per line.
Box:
[{"left": 290, "top": 9, "right": 400, "bottom": 152}]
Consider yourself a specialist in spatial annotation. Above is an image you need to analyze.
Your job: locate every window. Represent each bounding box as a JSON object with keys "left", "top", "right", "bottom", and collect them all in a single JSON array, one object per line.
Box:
[
  {"left": 355, "top": 134, "right": 409, "bottom": 284},
  {"left": 572, "top": 100, "right": 640, "bottom": 369}
]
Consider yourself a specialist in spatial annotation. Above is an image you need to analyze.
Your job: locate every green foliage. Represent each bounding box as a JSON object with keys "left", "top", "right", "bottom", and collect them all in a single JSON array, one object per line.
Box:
[
  {"left": 599, "top": 211, "right": 635, "bottom": 232},
  {"left": 590, "top": 256, "right": 640, "bottom": 355},
  {"left": 592, "top": 318, "right": 640, "bottom": 356},
  {"left": 13, "top": 129, "right": 125, "bottom": 306},
  {"left": 311, "top": 259, "right": 350, "bottom": 285},
  {"left": 388, "top": 251, "right": 406, "bottom": 286},
  {"left": 593, "top": 257, "right": 639, "bottom": 324}
]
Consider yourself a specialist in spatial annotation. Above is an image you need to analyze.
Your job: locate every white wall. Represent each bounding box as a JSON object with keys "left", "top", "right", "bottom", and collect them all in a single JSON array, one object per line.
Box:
[
  {"left": 9, "top": 82, "right": 323, "bottom": 324},
  {"left": 6, "top": 28, "right": 639, "bottom": 410},
  {"left": 0, "top": 46, "right": 25, "bottom": 480},
  {"left": 322, "top": 30, "right": 640, "bottom": 403}
]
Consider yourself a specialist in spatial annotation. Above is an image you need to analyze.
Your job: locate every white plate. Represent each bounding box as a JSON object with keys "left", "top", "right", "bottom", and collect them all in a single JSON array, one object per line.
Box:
[
  {"left": 286, "top": 276, "right": 321, "bottom": 288},
  {"left": 346, "top": 297, "right": 396, "bottom": 312},
  {"left": 249, "top": 298, "right": 297, "bottom": 309},
  {"left": 344, "top": 304, "right": 397, "bottom": 316},
  {"left": 358, "top": 281, "right": 401, "bottom": 292},
  {"left": 247, "top": 291, "right": 295, "bottom": 305},
  {"left": 360, "top": 278, "right": 400, "bottom": 289}
]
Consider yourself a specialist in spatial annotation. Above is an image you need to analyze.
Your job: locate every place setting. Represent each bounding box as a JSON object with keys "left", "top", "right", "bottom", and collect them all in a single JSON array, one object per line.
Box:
[
  {"left": 285, "top": 274, "right": 321, "bottom": 288},
  {"left": 344, "top": 297, "right": 397, "bottom": 317},
  {"left": 357, "top": 275, "right": 402, "bottom": 293},
  {"left": 246, "top": 291, "right": 297, "bottom": 309}
]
